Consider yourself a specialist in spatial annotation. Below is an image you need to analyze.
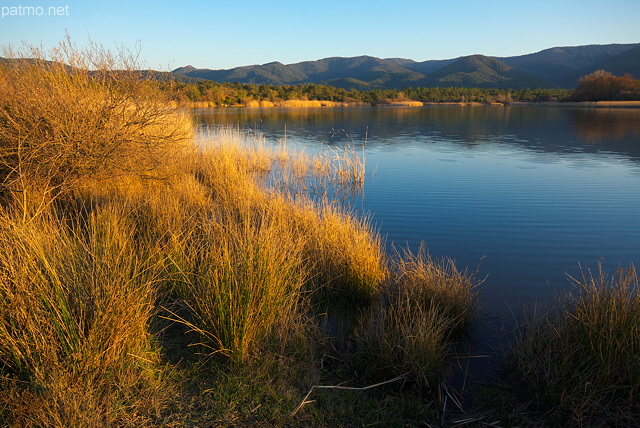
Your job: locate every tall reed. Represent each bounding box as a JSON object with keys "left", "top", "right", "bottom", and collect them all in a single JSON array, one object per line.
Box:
[
  {"left": 292, "top": 199, "right": 387, "bottom": 301},
  {"left": 191, "top": 128, "right": 386, "bottom": 302},
  {"left": 509, "top": 263, "right": 640, "bottom": 425},
  {"left": 166, "top": 203, "right": 308, "bottom": 364}
]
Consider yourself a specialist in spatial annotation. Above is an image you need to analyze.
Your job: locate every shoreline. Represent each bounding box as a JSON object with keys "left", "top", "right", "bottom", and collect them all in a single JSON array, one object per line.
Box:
[
  {"left": 179, "top": 100, "right": 640, "bottom": 109},
  {"left": 538, "top": 100, "right": 640, "bottom": 108}
]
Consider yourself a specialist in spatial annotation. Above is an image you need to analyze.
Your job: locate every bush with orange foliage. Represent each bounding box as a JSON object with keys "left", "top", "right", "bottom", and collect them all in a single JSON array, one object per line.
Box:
[{"left": 570, "top": 70, "right": 640, "bottom": 101}]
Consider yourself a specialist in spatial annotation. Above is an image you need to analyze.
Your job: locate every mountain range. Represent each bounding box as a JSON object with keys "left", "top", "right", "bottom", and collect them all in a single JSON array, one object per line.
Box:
[{"left": 172, "top": 43, "right": 640, "bottom": 90}]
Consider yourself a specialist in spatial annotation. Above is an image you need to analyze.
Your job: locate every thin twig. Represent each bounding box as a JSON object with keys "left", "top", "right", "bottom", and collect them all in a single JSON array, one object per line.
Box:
[{"left": 290, "top": 374, "right": 408, "bottom": 417}]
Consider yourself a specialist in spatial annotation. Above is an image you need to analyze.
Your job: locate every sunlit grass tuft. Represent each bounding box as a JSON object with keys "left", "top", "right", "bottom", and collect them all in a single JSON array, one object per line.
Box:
[
  {"left": 295, "top": 200, "right": 387, "bottom": 301},
  {"left": 166, "top": 203, "right": 309, "bottom": 364}
]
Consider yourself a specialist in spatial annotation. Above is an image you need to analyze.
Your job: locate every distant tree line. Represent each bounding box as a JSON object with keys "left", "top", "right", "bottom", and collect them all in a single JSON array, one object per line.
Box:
[
  {"left": 158, "top": 73, "right": 640, "bottom": 105},
  {"left": 158, "top": 80, "right": 572, "bottom": 106},
  {"left": 568, "top": 70, "right": 640, "bottom": 101}
]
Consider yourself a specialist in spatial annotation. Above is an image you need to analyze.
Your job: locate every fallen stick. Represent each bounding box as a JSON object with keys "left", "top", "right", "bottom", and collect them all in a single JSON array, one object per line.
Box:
[{"left": 290, "top": 373, "right": 408, "bottom": 417}]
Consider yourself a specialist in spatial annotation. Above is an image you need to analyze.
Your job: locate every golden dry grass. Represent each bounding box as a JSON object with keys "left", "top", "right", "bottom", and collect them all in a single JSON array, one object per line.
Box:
[
  {"left": 241, "top": 100, "right": 348, "bottom": 108},
  {"left": 0, "top": 204, "right": 166, "bottom": 426},
  {"left": 0, "top": 39, "right": 191, "bottom": 426},
  {"left": 0, "top": 39, "right": 481, "bottom": 426},
  {"left": 384, "top": 101, "right": 424, "bottom": 107},
  {"left": 164, "top": 127, "right": 385, "bottom": 362},
  {"left": 276, "top": 100, "right": 346, "bottom": 107}
]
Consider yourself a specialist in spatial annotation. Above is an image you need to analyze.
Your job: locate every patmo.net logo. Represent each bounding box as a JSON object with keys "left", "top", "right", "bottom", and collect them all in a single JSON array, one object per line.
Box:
[{"left": 2, "top": 4, "right": 69, "bottom": 18}]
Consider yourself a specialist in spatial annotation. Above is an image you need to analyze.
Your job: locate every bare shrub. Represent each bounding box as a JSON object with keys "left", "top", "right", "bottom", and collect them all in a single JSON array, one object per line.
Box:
[{"left": 0, "top": 37, "right": 193, "bottom": 215}]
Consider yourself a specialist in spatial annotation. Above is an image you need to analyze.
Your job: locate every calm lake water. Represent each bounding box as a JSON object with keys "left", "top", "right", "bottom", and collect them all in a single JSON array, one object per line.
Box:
[{"left": 193, "top": 106, "right": 640, "bottom": 321}]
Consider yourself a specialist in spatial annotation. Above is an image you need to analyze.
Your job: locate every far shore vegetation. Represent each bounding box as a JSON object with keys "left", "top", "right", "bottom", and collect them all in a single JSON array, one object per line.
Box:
[
  {"left": 1, "top": 39, "right": 639, "bottom": 426},
  {"left": 165, "top": 80, "right": 571, "bottom": 107},
  {"left": 159, "top": 69, "right": 640, "bottom": 108}
]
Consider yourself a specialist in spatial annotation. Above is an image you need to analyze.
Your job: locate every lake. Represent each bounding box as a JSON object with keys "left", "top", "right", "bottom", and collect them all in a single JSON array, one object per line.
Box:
[{"left": 193, "top": 105, "right": 640, "bottom": 323}]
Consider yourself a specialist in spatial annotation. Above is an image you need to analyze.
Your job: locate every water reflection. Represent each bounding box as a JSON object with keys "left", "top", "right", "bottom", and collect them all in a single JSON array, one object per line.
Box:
[
  {"left": 194, "top": 106, "right": 640, "bottom": 161},
  {"left": 568, "top": 108, "right": 640, "bottom": 148}
]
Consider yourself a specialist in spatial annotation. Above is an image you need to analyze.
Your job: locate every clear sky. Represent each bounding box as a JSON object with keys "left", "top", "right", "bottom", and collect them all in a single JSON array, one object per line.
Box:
[{"left": 1, "top": 0, "right": 639, "bottom": 70}]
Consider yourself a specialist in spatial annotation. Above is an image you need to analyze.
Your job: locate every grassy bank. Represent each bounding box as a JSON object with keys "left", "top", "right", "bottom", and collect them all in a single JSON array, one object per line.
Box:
[{"left": 0, "top": 41, "right": 479, "bottom": 426}]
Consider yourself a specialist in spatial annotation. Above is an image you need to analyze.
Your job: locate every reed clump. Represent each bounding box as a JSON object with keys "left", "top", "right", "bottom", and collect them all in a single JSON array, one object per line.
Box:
[
  {"left": 508, "top": 263, "right": 640, "bottom": 425},
  {"left": 165, "top": 130, "right": 385, "bottom": 364},
  {"left": 166, "top": 202, "right": 309, "bottom": 364},
  {"left": 0, "top": 204, "right": 165, "bottom": 426},
  {"left": 353, "top": 245, "right": 479, "bottom": 390}
]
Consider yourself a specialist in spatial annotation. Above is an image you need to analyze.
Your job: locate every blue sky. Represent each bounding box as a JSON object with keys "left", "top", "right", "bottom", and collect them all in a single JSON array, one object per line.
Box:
[{"left": 1, "top": 0, "right": 639, "bottom": 70}]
